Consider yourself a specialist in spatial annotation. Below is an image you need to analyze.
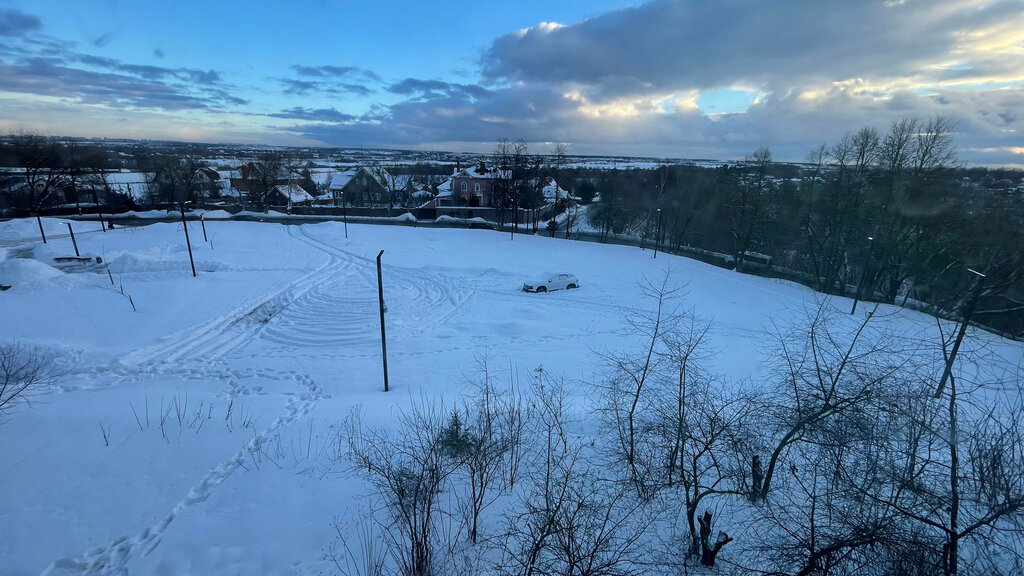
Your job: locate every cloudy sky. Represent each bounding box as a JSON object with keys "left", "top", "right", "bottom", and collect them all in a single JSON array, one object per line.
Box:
[{"left": 0, "top": 0, "right": 1022, "bottom": 166}]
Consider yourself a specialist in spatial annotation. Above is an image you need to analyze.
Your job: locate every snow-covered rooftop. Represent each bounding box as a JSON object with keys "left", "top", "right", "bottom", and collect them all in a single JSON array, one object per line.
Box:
[{"left": 271, "top": 184, "right": 315, "bottom": 203}]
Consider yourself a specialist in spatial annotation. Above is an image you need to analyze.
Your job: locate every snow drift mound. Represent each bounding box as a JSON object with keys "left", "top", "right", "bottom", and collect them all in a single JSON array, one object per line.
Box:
[
  {"left": 196, "top": 209, "right": 233, "bottom": 219},
  {"left": 106, "top": 252, "right": 220, "bottom": 274},
  {"left": 0, "top": 258, "right": 63, "bottom": 283}
]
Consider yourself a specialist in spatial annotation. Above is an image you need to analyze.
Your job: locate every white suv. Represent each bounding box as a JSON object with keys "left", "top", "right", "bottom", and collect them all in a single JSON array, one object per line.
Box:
[{"left": 523, "top": 273, "right": 579, "bottom": 293}]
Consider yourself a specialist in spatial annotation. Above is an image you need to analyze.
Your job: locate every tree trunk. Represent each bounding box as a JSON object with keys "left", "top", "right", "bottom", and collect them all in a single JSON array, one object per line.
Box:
[
  {"left": 698, "top": 510, "right": 733, "bottom": 566},
  {"left": 751, "top": 454, "right": 763, "bottom": 500}
]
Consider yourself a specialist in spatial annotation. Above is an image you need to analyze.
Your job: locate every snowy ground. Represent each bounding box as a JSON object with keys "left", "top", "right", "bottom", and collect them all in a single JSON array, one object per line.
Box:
[{"left": 1, "top": 218, "right": 1021, "bottom": 575}]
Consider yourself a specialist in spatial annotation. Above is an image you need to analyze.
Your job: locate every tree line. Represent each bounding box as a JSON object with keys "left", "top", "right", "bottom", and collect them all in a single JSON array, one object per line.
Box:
[{"left": 586, "top": 117, "right": 1023, "bottom": 338}]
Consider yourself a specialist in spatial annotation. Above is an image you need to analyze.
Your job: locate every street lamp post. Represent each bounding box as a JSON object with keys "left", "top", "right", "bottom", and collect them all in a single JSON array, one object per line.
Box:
[{"left": 653, "top": 208, "right": 664, "bottom": 258}]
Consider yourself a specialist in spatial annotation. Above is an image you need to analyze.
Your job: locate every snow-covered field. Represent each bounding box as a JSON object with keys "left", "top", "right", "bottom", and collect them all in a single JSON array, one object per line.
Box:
[{"left": 1, "top": 218, "right": 1021, "bottom": 575}]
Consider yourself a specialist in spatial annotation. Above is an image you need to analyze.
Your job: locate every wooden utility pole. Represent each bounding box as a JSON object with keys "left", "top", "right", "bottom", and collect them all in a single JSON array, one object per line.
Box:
[
  {"left": 36, "top": 215, "right": 47, "bottom": 243},
  {"left": 65, "top": 222, "right": 79, "bottom": 257},
  {"left": 377, "top": 250, "right": 390, "bottom": 392}
]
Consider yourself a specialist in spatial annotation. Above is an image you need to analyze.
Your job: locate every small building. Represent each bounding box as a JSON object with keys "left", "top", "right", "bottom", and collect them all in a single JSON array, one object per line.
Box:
[
  {"left": 329, "top": 167, "right": 390, "bottom": 207},
  {"left": 229, "top": 162, "right": 266, "bottom": 194},
  {"left": 451, "top": 161, "right": 497, "bottom": 207},
  {"left": 539, "top": 177, "right": 570, "bottom": 202},
  {"left": 191, "top": 167, "right": 223, "bottom": 198},
  {"left": 269, "top": 184, "right": 315, "bottom": 206}
]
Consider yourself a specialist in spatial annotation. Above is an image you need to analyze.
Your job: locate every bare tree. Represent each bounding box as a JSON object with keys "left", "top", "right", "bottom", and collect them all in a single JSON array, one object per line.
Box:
[
  {"left": 600, "top": 275, "right": 685, "bottom": 498},
  {"left": 754, "top": 303, "right": 903, "bottom": 502},
  {"left": 803, "top": 132, "right": 876, "bottom": 296},
  {"left": 655, "top": 364, "right": 749, "bottom": 558},
  {"left": 444, "top": 356, "right": 523, "bottom": 544},
  {"left": 501, "top": 372, "right": 575, "bottom": 576},
  {"left": 1, "top": 343, "right": 52, "bottom": 422},
  {"left": 549, "top": 143, "right": 569, "bottom": 204},
  {"left": 732, "top": 146, "right": 776, "bottom": 271},
  {"left": 493, "top": 139, "right": 529, "bottom": 230},
  {"left": 248, "top": 151, "right": 298, "bottom": 211},
  {"left": 6, "top": 131, "right": 69, "bottom": 214},
  {"left": 345, "top": 402, "right": 460, "bottom": 576},
  {"left": 550, "top": 477, "right": 654, "bottom": 576},
  {"left": 861, "top": 321, "right": 1024, "bottom": 576}
]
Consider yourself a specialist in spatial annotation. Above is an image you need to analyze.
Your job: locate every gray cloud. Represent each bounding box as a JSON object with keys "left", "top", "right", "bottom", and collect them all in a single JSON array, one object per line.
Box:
[
  {"left": 278, "top": 75, "right": 1024, "bottom": 167},
  {"left": 0, "top": 57, "right": 216, "bottom": 110},
  {"left": 0, "top": 8, "right": 42, "bottom": 37},
  {"left": 387, "top": 78, "right": 491, "bottom": 101},
  {"left": 0, "top": 26, "right": 240, "bottom": 113},
  {"left": 279, "top": 64, "right": 381, "bottom": 97},
  {"left": 0, "top": 40, "right": 245, "bottom": 116},
  {"left": 279, "top": 77, "right": 373, "bottom": 97},
  {"left": 2, "top": 1, "right": 1021, "bottom": 167},
  {"left": 482, "top": 0, "right": 1023, "bottom": 100},
  {"left": 92, "top": 33, "right": 113, "bottom": 48},
  {"left": 290, "top": 64, "right": 381, "bottom": 83},
  {"left": 268, "top": 107, "right": 356, "bottom": 122}
]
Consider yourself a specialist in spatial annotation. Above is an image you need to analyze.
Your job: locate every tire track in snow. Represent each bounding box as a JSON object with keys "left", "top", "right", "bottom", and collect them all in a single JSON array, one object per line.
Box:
[
  {"left": 290, "top": 225, "right": 475, "bottom": 340},
  {"left": 119, "top": 226, "right": 362, "bottom": 367}
]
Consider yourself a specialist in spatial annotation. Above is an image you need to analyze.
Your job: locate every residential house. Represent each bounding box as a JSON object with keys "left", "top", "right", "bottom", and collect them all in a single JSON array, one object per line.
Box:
[
  {"left": 228, "top": 162, "right": 266, "bottom": 194},
  {"left": 269, "top": 184, "right": 315, "bottom": 206},
  {"left": 451, "top": 161, "right": 498, "bottom": 207},
  {"left": 192, "top": 166, "right": 221, "bottom": 186},
  {"left": 409, "top": 182, "right": 435, "bottom": 207},
  {"left": 191, "top": 166, "right": 223, "bottom": 199},
  {"left": 538, "top": 177, "right": 570, "bottom": 202},
  {"left": 329, "top": 166, "right": 390, "bottom": 207}
]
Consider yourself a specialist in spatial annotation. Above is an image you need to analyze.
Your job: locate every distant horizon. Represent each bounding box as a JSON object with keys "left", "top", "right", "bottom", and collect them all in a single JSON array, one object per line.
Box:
[
  {"left": 1, "top": 1, "right": 1022, "bottom": 168},
  {"left": 4, "top": 134, "right": 1023, "bottom": 172}
]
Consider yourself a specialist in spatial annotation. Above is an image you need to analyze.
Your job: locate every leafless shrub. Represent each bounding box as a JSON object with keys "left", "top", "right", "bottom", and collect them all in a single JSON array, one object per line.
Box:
[
  {"left": 447, "top": 355, "right": 524, "bottom": 544},
  {"left": 0, "top": 343, "right": 53, "bottom": 422},
  {"left": 326, "top": 513, "right": 386, "bottom": 576},
  {"left": 598, "top": 273, "right": 687, "bottom": 498},
  {"left": 344, "top": 401, "right": 459, "bottom": 576}
]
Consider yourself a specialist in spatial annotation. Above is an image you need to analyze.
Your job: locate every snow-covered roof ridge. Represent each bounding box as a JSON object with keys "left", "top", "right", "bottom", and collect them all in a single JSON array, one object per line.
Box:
[
  {"left": 329, "top": 166, "right": 392, "bottom": 191},
  {"left": 271, "top": 183, "right": 315, "bottom": 203}
]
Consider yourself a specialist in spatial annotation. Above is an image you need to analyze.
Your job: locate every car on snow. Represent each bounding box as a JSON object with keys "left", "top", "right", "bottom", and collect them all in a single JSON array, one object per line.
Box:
[{"left": 523, "top": 273, "right": 579, "bottom": 293}]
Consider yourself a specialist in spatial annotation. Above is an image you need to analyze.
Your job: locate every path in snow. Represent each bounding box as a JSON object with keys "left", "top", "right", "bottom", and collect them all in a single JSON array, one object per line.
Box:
[{"left": 39, "top": 226, "right": 345, "bottom": 575}]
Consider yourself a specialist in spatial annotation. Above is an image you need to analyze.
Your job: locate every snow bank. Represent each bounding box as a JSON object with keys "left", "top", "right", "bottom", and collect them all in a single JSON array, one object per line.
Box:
[
  {"left": 0, "top": 258, "right": 63, "bottom": 284},
  {"left": 0, "top": 216, "right": 69, "bottom": 241},
  {"left": 116, "top": 210, "right": 173, "bottom": 219},
  {"left": 106, "top": 252, "right": 221, "bottom": 274},
  {"left": 195, "top": 209, "right": 234, "bottom": 219},
  {"left": 435, "top": 215, "right": 493, "bottom": 227}
]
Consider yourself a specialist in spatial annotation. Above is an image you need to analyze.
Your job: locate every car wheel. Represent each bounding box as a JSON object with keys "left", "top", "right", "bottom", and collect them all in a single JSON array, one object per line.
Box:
[
  {"left": 537, "top": 286, "right": 547, "bottom": 293},
  {"left": 567, "top": 283, "right": 577, "bottom": 289}
]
